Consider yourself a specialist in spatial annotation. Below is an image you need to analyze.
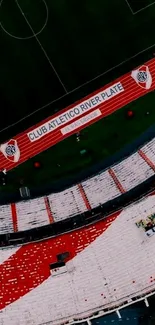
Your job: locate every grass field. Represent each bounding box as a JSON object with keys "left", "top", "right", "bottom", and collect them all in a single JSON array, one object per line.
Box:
[
  {"left": 1, "top": 0, "right": 155, "bottom": 135},
  {"left": 1, "top": 0, "right": 155, "bottom": 193}
]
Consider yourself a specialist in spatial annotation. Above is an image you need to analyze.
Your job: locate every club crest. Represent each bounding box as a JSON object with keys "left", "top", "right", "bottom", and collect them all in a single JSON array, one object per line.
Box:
[
  {"left": 131, "top": 65, "right": 152, "bottom": 90},
  {"left": 0, "top": 139, "right": 20, "bottom": 163}
]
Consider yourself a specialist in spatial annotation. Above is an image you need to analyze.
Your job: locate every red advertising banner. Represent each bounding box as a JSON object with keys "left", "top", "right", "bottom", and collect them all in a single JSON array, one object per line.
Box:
[{"left": 1, "top": 59, "right": 155, "bottom": 171}]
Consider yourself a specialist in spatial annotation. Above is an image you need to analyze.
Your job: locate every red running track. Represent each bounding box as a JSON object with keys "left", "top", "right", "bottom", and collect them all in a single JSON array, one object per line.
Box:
[{"left": 1, "top": 58, "right": 155, "bottom": 171}]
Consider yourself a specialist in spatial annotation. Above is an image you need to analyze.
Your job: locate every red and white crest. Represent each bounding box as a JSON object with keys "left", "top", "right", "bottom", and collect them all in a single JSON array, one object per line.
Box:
[
  {"left": 131, "top": 65, "right": 152, "bottom": 90},
  {"left": 0, "top": 139, "right": 20, "bottom": 163}
]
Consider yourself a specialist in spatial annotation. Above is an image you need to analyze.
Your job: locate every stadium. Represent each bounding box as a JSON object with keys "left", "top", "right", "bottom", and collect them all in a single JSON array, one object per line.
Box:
[{"left": 1, "top": 0, "right": 155, "bottom": 324}]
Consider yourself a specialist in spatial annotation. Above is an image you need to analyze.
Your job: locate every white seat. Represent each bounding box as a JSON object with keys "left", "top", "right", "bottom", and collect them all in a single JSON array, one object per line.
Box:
[
  {"left": 112, "top": 152, "right": 154, "bottom": 191},
  {"left": 141, "top": 138, "right": 155, "bottom": 165},
  {"left": 16, "top": 197, "right": 49, "bottom": 231},
  {"left": 48, "top": 185, "right": 87, "bottom": 222},
  {"left": 82, "top": 170, "right": 120, "bottom": 208},
  {"left": 0, "top": 205, "right": 13, "bottom": 234}
]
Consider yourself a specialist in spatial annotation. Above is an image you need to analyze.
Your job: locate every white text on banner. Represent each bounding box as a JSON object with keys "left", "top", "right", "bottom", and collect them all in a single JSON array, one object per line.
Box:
[
  {"left": 61, "top": 109, "right": 102, "bottom": 135},
  {"left": 27, "top": 82, "right": 124, "bottom": 142}
]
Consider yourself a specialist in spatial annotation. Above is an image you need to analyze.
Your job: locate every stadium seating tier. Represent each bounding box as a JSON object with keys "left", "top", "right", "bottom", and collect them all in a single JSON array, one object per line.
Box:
[
  {"left": 1, "top": 137, "right": 155, "bottom": 233},
  {"left": 1, "top": 195, "right": 155, "bottom": 324}
]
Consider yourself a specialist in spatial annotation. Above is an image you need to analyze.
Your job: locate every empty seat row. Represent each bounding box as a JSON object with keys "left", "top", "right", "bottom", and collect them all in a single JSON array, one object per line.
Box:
[
  {"left": 48, "top": 185, "right": 87, "bottom": 222},
  {"left": 0, "top": 138, "right": 155, "bottom": 233}
]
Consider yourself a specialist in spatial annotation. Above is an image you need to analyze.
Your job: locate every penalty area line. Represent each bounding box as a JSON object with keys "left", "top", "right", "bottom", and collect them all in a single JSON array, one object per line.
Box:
[
  {"left": 123, "top": 0, "right": 134, "bottom": 14},
  {"left": 133, "top": 1, "right": 155, "bottom": 14},
  {"left": 14, "top": 0, "right": 68, "bottom": 94}
]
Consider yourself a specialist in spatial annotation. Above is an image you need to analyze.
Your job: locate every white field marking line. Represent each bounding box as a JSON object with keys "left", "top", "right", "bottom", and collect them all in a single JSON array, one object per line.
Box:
[
  {"left": 0, "top": 0, "right": 48, "bottom": 40},
  {"left": 133, "top": 1, "right": 155, "bottom": 14},
  {"left": 0, "top": 0, "right": 49, "bottom": 40},
  {"left": 0, "top": 34, "right": 155, "bottom": 133},
  {"left": 14, "top": 0, "right": 68, "bottom": 94},
  {"left": 124, "top": 0, "right": 134, "bottom": 14}
]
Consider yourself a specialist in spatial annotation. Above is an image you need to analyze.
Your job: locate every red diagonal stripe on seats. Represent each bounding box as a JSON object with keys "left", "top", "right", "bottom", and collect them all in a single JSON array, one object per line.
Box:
[
  {"left": 11, "top": 203, "right": 18, "bottom": 232},
  {"left": 138, "top": 149, "right": 155, "bottom": 171},
  {"left": 108, "top": 168, "right": 126, "bottom": 194},
  {"left": 78, "top": 183, "right": 91, "bottom": 210},
  {"left": 0, "top": 211, "right": 121, "bottom": 310},
  {"left": 44, "top": 197, "right": 54, "bottom": 224}
]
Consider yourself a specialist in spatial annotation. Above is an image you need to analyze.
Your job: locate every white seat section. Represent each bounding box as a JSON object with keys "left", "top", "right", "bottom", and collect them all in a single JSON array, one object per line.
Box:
[
  {"left": 82, "top": 170, "right": 120, "bottom": 208},
  {"left": 71, "top": 184, "right": 88, "bottom": 212},
  {"left": 48, "top": 185, "right": 87, "bottom": 222},
  {"left": 112, "top": 152, "right": 154, "bottom": 191},
  {"left": 0, "top": 246, "right": 20, "bottom": 264},
  {"left": 1, "top": 137, "right": 155, "bottom": 233},
  {"left": 142, "top": 138, "right": 155, "bottom": 165},
  {"left": 1, "top": 194, "right": 155, "bottom": 325},
  {"left": 16, "top": 197, "right": 49, "bottom": 232},
  {"left": 0, "top": 205, "right": 13, "bottom": 234}
]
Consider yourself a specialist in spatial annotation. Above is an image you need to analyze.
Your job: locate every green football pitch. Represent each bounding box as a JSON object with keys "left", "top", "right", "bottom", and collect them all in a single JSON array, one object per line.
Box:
[
  {"left": 1, "top": 0, "right": 155, "bottom": 192},
  {"left": 1, "top": 0, "right": 155, "bottom": 134}
]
